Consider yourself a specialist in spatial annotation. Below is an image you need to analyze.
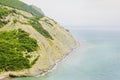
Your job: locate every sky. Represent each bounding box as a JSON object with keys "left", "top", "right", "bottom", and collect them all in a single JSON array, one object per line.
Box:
[{"left": 20, "top": 0, "right": 120, "bottom": 30}]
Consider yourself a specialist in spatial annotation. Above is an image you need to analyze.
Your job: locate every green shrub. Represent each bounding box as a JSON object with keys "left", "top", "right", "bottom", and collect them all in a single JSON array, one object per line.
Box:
[
  {"left": 28, "top": 18, "right": 53, "bottom": 40},
  {"left": 0, "top": 29, "right": 39, "bottom": 71},
  {"left": 0, "top": 8, "right": 10, "bottom": 28},
  {"left": 0, "top": 7, "right": 11, "bottom": 18},
  {"left": 31, "top": 56, "right": 40, "bottom": 65}
]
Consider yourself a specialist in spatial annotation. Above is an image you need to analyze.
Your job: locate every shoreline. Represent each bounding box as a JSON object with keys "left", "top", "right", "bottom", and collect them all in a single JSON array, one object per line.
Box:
[
  {"left": 35, "top": 42, "right": 80, "bottom": 77},
  {"left": 0, "top": 42, "right": 79, "bottom": 80}
]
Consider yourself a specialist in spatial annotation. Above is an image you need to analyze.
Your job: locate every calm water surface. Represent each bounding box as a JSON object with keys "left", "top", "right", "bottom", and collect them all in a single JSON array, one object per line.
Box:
[{"left": 13, "top": 30, "right": 120, "bottom": 80}]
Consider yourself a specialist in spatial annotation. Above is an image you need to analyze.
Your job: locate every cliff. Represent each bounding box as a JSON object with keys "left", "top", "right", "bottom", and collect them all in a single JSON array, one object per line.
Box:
[{"left": 0, "top": 0, "right": 77, "bottom": 79}]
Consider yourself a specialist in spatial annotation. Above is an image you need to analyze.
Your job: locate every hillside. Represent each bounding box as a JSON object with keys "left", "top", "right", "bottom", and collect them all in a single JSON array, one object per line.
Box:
[
  {"left": 0, "top": 0, "right": 77, "bottom": 79},
  {"left": 0, "top": 0, "right": 44, "bottom": 17}
]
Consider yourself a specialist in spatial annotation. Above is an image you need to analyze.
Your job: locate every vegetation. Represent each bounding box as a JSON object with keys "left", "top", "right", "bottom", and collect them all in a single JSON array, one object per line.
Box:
[
  {"left": 0, "top": 0, "right": 44, "bottom": 17},
  {"left": 0, "top": 20, "right": 9, "bottom": 28},
  {"left": 0, "top": 29, "right": 38, "bottom": 71},
  {"left": 0, "top": 7, "right": 11, "bottom": 28},
  {"left": 29, "top": 18, "right": 53, "bottom": 40},
  {"left": 31, "top": 56, "right": 40, "bottom": 65},
  {"left": 0, "top": 7, "right": 11, "bottom": 17},
  {"left": 44, "top": 19, "right": 53, "bottom": 26}
]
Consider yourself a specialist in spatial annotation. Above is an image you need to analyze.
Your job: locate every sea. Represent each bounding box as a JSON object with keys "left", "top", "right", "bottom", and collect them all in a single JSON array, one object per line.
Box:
[{"left": 13, "top": 29, "right": 120, "bottom": 80}]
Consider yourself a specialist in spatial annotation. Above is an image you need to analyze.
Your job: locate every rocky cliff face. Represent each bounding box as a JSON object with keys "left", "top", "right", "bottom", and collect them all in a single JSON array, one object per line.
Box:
[{"left": 0, "top": 3, "right": 77, "bottom": 78}]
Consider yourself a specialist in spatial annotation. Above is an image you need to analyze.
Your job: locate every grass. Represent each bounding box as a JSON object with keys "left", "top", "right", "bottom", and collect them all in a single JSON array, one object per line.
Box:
[
  {"left": 0, "top": 7, "right": 11, "bottom": 17},
  {"left": 0, "top": 7, "right": 11, "bottom": 28},
  {"left": 0, "top": 0, "right": 44, "bottom": 17},
  {"left": 29, "top": 18, "right": 53, "bottom": 40},
  {"left": 31, "top": 56, "right": 40, "bottom": 65},
  {"left": 0, "top": 29, "right": 38, "bottom": 71}
]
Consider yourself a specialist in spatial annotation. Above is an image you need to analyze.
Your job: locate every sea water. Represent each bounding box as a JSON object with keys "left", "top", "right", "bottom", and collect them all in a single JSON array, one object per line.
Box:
[{"left": 13, "top": 30, "right": 120, "bottom": 80}]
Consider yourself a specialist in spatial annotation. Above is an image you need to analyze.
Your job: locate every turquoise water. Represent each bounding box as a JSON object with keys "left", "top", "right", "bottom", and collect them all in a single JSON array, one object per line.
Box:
[{"left": 13, "top": 30, "right": 120, "bottom": 80}]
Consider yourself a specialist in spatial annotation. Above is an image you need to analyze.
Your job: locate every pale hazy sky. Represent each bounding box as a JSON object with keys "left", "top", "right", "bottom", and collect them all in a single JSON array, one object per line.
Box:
[{"left": 20, "top": 0, "right": 120, "bottom": 30}]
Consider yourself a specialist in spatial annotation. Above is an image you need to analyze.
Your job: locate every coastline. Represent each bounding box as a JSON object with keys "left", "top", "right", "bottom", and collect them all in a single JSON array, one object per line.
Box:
[
  {"left": 0, "top": 3, "right": 79, "bottom": 80},
  {"left": 0, "top": 42, "right": 79, "bottom": 80},
  {"left": 35, "top": 42, "right": 80, "bottom": 77}
]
